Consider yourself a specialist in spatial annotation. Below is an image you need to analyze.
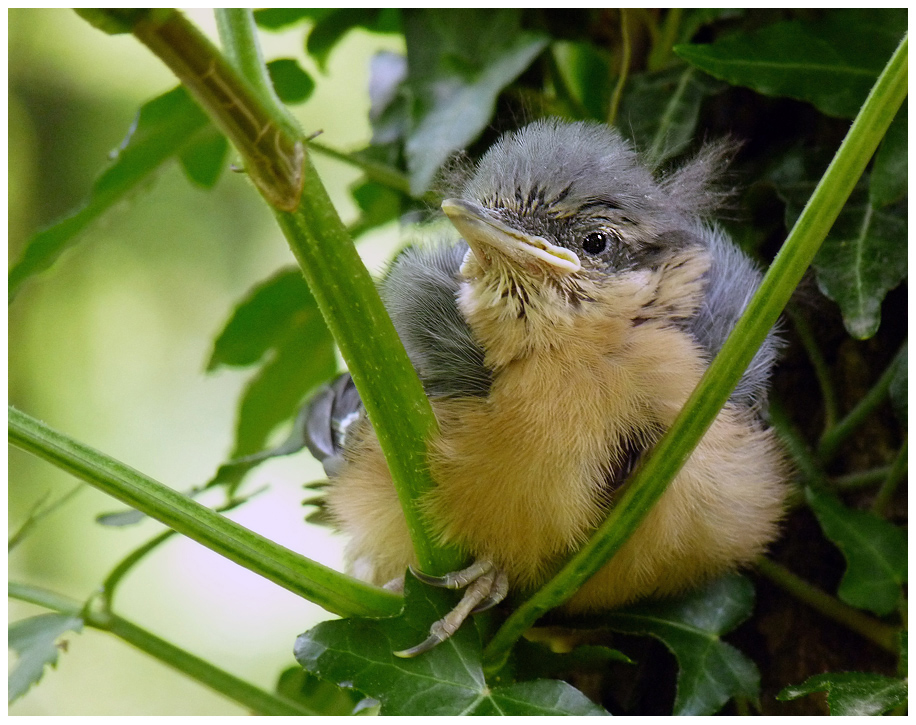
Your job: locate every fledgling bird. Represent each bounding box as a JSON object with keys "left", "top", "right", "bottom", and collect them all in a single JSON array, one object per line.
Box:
[{"left": 305, "top": 119, "right": 788, "bottom": 655}]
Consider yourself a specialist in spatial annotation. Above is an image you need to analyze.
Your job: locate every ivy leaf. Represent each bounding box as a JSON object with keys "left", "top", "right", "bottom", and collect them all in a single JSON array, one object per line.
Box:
[
  {"left": 9, "top": 614, "right": 84, "bottom": 704},
  {"left": 267, "top": 59, "right": 315, "bottom": 105},
  {"left": 208, "top": 268, "right": 337, "bottom": 460},
  {"left": 805, "top": 487, "right": 907, "bottom": 616},
  {"left": 777, "top": 671, "right": 907, "bottom": 715},
  {"left": 771, "top": 155, "right": 907, "bottom": 341},
  {"left": 9, "top": 86, "right": 212, "bottom": 301},
  {"left": 401, "top": 9, "right": 549, "bottom": 194},
  {"left": 603, "top": 573, "right": 759, "bottom": 715},
  {"left": 178, "top": 127, "right": 229, "bottom": 188},
  {"left": 618, "top": 66, "right": 724, "bottom": 166},
  {"left": 294, "top": 575, "right": 609, "bottom": 716},
  {"left": 674, "top": 9, "right": 906, "bottom": 118},
  {"left": 870, "top": 106, "right": 907, "bottom": 209}
]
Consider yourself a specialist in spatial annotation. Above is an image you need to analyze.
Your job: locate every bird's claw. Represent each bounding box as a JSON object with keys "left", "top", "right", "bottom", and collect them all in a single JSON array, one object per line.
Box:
[{"left": 394, "top": 560, "right": 509, "bottom": 658}]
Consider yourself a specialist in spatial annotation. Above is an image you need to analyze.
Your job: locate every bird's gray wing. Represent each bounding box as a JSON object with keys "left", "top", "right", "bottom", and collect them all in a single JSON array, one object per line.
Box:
[
  {"left": 303, "top": 240, "right": 491, "bottom": 470},
  {"left": 689, "top": 226, "right": 784, "bottom": 409}
]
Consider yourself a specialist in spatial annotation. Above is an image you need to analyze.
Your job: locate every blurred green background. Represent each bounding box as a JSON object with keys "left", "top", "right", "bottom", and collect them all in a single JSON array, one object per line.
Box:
[{"left": 9, "top": 9, "right": 404, "bottom": 714}]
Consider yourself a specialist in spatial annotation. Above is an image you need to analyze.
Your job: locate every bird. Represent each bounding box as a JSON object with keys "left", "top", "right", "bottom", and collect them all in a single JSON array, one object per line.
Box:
[{"left": 304, "top": 118, "right": 789, "bottom": 656}]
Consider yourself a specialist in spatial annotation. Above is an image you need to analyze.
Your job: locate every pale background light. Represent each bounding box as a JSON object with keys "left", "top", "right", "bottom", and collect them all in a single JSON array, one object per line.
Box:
[{"left": 9, "top": 9, "right": 406, "bottom": 715}]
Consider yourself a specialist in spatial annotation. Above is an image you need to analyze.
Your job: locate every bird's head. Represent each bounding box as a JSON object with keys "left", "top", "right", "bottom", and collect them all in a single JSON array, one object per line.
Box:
[{"left": 442, "top": 119, "right": 722, "bottom": 361}]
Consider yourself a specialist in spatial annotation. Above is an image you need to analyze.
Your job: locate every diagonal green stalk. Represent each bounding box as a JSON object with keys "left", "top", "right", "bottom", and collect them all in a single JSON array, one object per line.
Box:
[
  {"left": 78, "top": 7, "right": 461, "bottom": 576},
  {"left": 482, "top": 33, "right": 908, "bottom": 675},
  {"left": 8, "top": 405, "right": 401, "bottom": 618},
  {"left": 8, "top": 582, "right": 316, "bottom": 715}
]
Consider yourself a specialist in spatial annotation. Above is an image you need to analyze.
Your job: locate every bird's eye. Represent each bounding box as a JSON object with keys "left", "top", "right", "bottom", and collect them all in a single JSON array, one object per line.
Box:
[{"left": 582, "top": 231, "right": 609, "bottom": 255}]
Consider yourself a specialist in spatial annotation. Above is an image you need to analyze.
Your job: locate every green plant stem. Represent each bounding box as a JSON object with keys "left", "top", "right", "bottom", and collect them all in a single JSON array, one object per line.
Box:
[
  {"left": 818, "top": 341, "right": 906, "bottom": 462},
  {"left": 100, "top": 528, "right": 177, "bottom": 608},
  {"left": 95, "top": 7, "right": 458, "bottom": 575},
  {"left": 214, "top": 9, "right": 294, "bottom": 130},
  {"left": 788, "top": 305, "right": 839, "bottom": 430},
  {"left": 754, "top": 557, "right": 899, "bottom": 654},
  {"left": 648, "top": 8, "right": 682, "bottom": 71},
  {"left": 8, "top": 483, "right": 83, "bottom": 551},
  {"left": 871, "top": 436, "right": 907, "bottom": 515},
  {"left": 832, "top": 465, "right": 892, "bottom": 490},
  {"left": 8, "top": 582, "right": 314, "bottom": 716},
  {"left": 8, "top": 405, "right": 401, "bottom": 618},
  {"left": 481, "top": 33, "right": 908, "bottom": 675},
  {"left": 607, "top": 9, "right": 632, "bottom": 126}
]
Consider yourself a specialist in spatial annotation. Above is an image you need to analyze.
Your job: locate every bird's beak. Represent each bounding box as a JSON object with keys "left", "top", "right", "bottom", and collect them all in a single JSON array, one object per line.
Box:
[{"left": 442, "top": 198, "right": 581, "bottom": 274}]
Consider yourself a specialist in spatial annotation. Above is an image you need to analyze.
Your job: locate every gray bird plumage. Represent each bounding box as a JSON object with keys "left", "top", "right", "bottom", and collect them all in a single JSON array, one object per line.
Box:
[{"left": 306, "top": 118, "right": 781, "bottom": 463}]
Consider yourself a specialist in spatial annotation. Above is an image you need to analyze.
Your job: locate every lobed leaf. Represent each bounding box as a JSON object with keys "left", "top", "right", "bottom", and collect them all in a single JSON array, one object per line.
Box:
[
  {"left": 9, "top": 86, "right": 213, "bottom": 301},
  {"left": 305, "top": 9, "right": 401, "bottom": 71},
  {"left": 401, "top": 9, "right": 549, "bottom": 194},
  {"left": 253, "top": 8, "right": 330, "bottom": 31},
  {"left": 178, "top": 127, "right": 229, "bottom": 188},
  {"left": 674, "top": 9, "right": 906, "bottom": 118},
  {"left": 805, "top": 487, "right": 907, "bottom": 616},
  {"left": 275, "top": 666, "right": 363, "bottom": 716},
  {"left": 294, "top": 575, "right": 609, "bottom": 716},
  {"left": 603, "top": 573, "right": 759, "bottom": 715},
  {"left": 8, "top": 614, "right": 84, "bottom": 704},
  {"left": 777, "top": 671, "right": 907, "bottom": 715}
]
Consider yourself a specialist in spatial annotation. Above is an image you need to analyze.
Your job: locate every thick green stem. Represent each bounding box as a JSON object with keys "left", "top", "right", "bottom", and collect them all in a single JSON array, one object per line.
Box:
[
  {"left": 482, "top": 33, "right": 908, "bottom": 674},
  {"left": 9, "top": 406, "right": 401, "bottom": 618},
  {"left": 818, "top": 341, "right": 906, "bottom": 462},
  {"left": 754, "top": 557, "right": 900, "bottom": 654},
  {"left": 89, "top": 7, "right": 459, "bottom": 575},
  {"left": 8, "top": 582, "right": 313, "bottom": 716}
]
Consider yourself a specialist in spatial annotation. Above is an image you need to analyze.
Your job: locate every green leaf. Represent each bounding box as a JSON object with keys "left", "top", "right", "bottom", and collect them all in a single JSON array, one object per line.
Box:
[
  {"left": 805, "top": 487, "right": 907, "bottom": 616},
  {"left": 232, "top": 315, "right": 337, "bottom": 459},
  {"left": 275, "top": 666, "right": 363, "bottom": 716},
  {"left": 267, "top": 59, "right": 315, "bottom": 105},
  {"left": 9, "top": 614, "right": 84, "bottom": 704},
  {"left": 777, "top": 671, "right": 907, "bottom": 715},
  {"left": 603, "top": 573, "right": 759, "bottom": 715},
  {"left": 208, "top": 267, "right": 321, "bottom": 370},
  {"left": 401, "top": 9, "right": 549, "bottom": 194},
  {"left": 870, "top": 106, "right": 907, "bottom": 208},
  {"left": 306, "top": 9, "right": 401, "bottom": 71},
  {"left": 771, "top": 156, "right": 907, "bottom": 341},
  {"left": 674, "top": 9, "right": 907, "bottom": 118},
  {"left": 9, "top": 86, "right": 212, "bottom": 301},
  {"left": 178, "top": 127, "right": 230, "bottom": 188},
  {"left": 811, "top": 199, "right": 907, "bottom": 340},
  {"left": 347, "top": 179, "right": 403, "bottom": 239},
  {"left": 550, "top": 40, "right": 612, "bottom": 120},
  {"left": 617, "top": 66, "right": 723, "bottom": 165},
  {"left": 253, "top": 8, "right": 330, "bottom": 31},
  {"left": 294, "top": 575, "right": 609, "bottom": 716}
]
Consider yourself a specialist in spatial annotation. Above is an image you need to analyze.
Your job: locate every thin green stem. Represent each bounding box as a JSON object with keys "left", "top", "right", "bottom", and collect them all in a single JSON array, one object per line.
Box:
[
  {"left": 607, "top": 9, "right": 632, "bottom": 126},
  {"left": 755, "top": 556, "right": 899, "bottom": 654},
  {"left": 787, "top": 305, "right": 839, "bottom": 431},
  {"left": 818, "top": 341, "right": 906, "bottom": 462},
  {"left": 832, "top": 465, "right": 892, "bottom": 490},
  {"left": 8, "top": 483, "right": 84, "bottom": 551},
  {"left": 100, "top": 529, "right": 177, "bottom": 608},
  {"left": 9, "top": 405, "right": 401, "bottom": 618},
  {"left": 768, "top": 400, "right": 828, "bottom": 496},
  {"left": 104, "top": 614, "right": 316, "bottom": 715},
  {"left": 482, "top": 33, "right": 908, "bottom": 675},
  {"left": 214, "top": 9, "right": 295, "bottom": 130},
  {"left": 648, "top": 8, "right": 682, "bottom": 71},
  {"left": 8, "top": 581, "right": 313, "bottom": 716},
  {"left": 871, "top": 436, "right": 907, "bottom": 515}
]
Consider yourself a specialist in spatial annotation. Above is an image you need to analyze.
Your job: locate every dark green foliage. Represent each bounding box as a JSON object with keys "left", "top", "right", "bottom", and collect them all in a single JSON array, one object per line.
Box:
[
  {"left": 266, "top": 59, "right": 315, "bottom": 105},
  {"left": 778, "top": 671, "right": 907, "bottom": 715},
  {"left": 604, "top": 574, "right": 760, "bottom": 715},
  {"left": 294, "top": 574, "right": 610, "bottom": 716},
  {"left": 806, "top": 487, "right": 907, "bottom": 616}
]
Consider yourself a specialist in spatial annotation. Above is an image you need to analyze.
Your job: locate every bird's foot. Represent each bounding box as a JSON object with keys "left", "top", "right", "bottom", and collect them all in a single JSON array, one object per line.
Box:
[{"left": 394, "top": 559, "right": 509, "bottom": 658}]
